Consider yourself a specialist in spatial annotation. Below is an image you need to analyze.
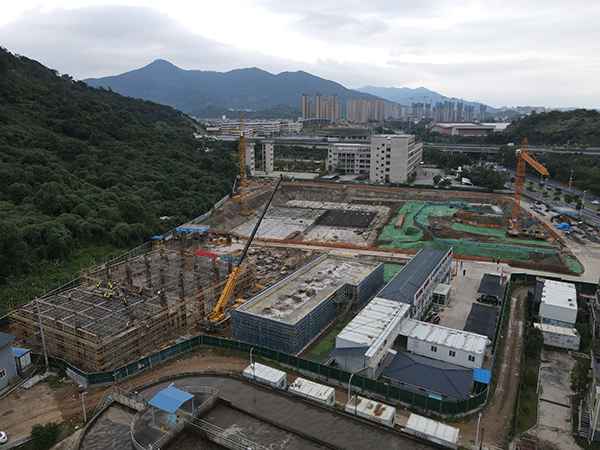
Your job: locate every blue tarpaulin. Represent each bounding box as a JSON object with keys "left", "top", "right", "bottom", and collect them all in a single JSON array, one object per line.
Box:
[
  {"left": 556, "top": 223, "right": 572, "bottom": 231},
  {"left": 149, "top": 386, "right": 194, "bottom": 413},
  {"left": 473, "top": 368, "right": 491, "bottom": 384}
]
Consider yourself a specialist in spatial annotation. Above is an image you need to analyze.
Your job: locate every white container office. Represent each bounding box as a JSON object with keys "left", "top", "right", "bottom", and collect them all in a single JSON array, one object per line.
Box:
[
  {"left": 405, "top": 413, "right": 459, "bottom": 449},
  {"left": 288, "top": 377, "right": 335, "bottom": 406},
  {"left": 243, "top": 362, "right": 287, "bottom": 389},
  {"left": 345, "top": 395, "right": 396, "bottom": 427},
  {"left": 534, "top": 323, "right": 580, "bottom": 351}
]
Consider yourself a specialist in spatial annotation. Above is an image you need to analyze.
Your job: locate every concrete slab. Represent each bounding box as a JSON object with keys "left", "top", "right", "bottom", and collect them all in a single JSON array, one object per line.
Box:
[{"left": 523, "top": 349, "right": 579, "bottom": 450}]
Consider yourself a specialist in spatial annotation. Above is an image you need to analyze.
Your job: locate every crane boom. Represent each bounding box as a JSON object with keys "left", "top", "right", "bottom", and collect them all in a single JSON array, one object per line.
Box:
[
  {"left": 509, "top": 139, "right": 549, "bottom": 235},
  {"left": 201, "top": 175, "right": 283, "bottom": 331}
]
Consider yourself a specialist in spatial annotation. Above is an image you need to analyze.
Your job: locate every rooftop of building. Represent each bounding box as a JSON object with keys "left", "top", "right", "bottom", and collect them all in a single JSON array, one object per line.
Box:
[
  {"left": 383, "top": 351, "right": 473, "bottom": 400},
  {"left": 541, "top": 279, "right": 577, "bottom": 309},
  {"left": 335, "top": 298, "right": 410, "bottom": 352},
  {"left": 376, "top": 248, "right": 450, "bottom": 306},
  {"left": 238, "top": 254, "right": 381, "bottom": 325},
  {"left": 400, "top": 319, "right": 487, "bottom": 355}
]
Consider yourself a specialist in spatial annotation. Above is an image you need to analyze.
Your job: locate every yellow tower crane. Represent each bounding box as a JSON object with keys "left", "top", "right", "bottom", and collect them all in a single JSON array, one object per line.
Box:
[
  {"left": 508, "top": 138, "right": 550, "bottom": 236},
  {"left": 239, "top": 113, "right": 250, "bottom": 216}
]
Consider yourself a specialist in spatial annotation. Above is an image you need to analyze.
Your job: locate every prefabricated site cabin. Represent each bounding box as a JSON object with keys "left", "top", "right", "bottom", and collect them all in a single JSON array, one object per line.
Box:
[
  {"left": 534, "top": 323, "right": 580, "bottom": 351},
  {"left": 375, "top": 248, "right": 453, "bottom": 318},
  {"left": 400, "top": 319, "right": 487, "bottom": 369},
  {"left": 405, "top": 413, "right": 460, "bottom": 449},
  {"left": 288, "top": 377, "right": 335, "bottom": 406},
  {"left": 332, "top": 299, "right": 411, "bottom": 378},
  {"left": 243, "top": 362, "right": 287, "bottom": 389},
  {"left": 345, "top": 395, "right": 396, "bottom": 427},
  {"left": 539, "top": 279, "right": 578, "bottom": 328}
]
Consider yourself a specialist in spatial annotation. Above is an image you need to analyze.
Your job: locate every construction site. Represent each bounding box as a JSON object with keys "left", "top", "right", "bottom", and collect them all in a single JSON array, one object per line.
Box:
[
  {"left": 8, "top": 161, "right": 583, "bottom": 373},
  {"left": 232, "top": 254, "right": 383, "bottom": 354}
]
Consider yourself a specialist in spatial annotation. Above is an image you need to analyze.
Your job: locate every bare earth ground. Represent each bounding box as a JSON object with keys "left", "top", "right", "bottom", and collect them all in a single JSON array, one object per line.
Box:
[{"left": 0, "top": 348, "right": 250, "bottom": 444}]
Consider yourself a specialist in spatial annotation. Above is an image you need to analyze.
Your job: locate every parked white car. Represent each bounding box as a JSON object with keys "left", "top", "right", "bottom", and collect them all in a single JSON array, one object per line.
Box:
[
  {"left": 591, "top": 200, "right": 599, "bottom": 205},
  {"left": 0, "top": 431, "right": 7, "bottom": 444}
]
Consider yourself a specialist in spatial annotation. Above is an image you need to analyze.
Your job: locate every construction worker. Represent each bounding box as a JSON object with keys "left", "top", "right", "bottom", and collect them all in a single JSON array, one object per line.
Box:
[
  {"left": 126, "top": 321, "right": 130, "bottom": 328},
  {"left": 96, "top": 282, "right": 101, "bottom": 288}
]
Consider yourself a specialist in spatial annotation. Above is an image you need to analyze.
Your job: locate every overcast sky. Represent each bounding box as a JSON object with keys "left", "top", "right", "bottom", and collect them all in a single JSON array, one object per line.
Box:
[{"left": 2, "top": 0, "right": 600, "bottom": 109}]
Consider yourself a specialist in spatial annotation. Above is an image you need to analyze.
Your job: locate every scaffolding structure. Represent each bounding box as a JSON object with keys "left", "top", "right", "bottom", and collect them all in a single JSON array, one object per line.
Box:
[
  {"left": 232, "top": 255, "right": 384, "bottom": 355},
  {"left": 11, "top": 246, "right": 255, "bottom": 372}
]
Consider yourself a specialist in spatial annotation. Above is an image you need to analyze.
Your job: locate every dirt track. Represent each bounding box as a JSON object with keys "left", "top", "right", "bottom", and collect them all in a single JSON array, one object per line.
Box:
[{"left": 450, "top": 285, "right": 527, "bottom": 447}]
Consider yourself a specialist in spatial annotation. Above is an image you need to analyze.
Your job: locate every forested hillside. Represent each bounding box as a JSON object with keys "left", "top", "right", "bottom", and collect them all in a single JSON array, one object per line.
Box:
[
  {"left": 84, "top": 59, "right": 376, "bottom": 113},
  {"left": 0, "top": 48, "right": 238, "bottom": 305},
  {"left": 501, "top": 109, "right": 600, "bottom": 146}
]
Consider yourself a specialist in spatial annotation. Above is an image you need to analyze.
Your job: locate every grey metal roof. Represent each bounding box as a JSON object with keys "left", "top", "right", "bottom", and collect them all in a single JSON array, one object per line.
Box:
[
  {"left": 0, "top": 332, "right": 16, "bottom": 349},
  {"left": 464, "top": 303, "right": 498, "bottom": 338},
  {"left": 477, "top": 274, "right": 503, "bottom": 298},
  {"left": 383, "top": 351, "right": 473, "bottom": 400},
  {"left": 376, "top": 249, "right": 447, "bottom": 305}
]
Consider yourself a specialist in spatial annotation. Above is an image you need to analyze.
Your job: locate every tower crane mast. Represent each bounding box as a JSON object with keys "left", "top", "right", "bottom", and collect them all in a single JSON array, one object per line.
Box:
[
  {"left": 509, "top": 138, "right": 549, "bottom": 236},
  {"left": 239, "top": 113, "right": 250, "bottom": 216}
]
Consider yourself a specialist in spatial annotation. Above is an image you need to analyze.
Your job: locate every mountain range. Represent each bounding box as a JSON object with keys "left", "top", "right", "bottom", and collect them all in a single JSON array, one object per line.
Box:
[{"left": 85, "top": 60, "right": 491, "bottom": 118}]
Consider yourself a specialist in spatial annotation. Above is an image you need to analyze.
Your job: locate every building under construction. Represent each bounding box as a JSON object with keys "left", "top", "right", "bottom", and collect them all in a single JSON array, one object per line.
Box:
[
  {"left": 10, "top": 245, "right": 255, "bottom": 373},
  {"left": 232, "top": 254, "right": 383, "bottom": 354}
]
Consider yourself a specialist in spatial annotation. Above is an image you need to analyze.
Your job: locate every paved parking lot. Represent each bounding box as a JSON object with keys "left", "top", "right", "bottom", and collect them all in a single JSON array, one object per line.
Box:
[{"left": 436, "top": 258, "right": 504, "bottom": 332}]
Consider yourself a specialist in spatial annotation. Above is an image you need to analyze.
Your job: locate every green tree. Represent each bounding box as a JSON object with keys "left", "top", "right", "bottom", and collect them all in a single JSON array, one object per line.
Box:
[
  {"left": 433, "top": 174, "right": 442, "bottom": 185},
  {"left": 31, "top": 422, "right": 60, "bottom": 450},
  {"left": 570, "top": 361, "right": 592, "bottom": 401},
  {"left": 524, "top": 327, "right": 544, "bottom": 358},
  {"left": 439, "top": 178, "right": 452, "bottom": 188}
]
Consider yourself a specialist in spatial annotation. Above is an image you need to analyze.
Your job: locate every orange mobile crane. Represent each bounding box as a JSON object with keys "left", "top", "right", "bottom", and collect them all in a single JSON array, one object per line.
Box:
[
  {"left": 199, "top": 175, "right": 283, "bottom": 332},
  {"left": 508, "top": 138, "right": 550, "bottom": 236}
]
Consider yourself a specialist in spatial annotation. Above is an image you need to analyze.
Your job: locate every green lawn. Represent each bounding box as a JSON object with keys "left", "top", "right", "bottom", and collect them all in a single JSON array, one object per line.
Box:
[{"left": 308, "top": 319, "right": 352, "bottom": 363}]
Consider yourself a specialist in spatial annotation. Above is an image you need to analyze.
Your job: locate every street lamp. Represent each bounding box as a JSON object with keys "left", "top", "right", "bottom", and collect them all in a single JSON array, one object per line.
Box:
[
  {"left": 81, "top": 392, "right": 88, "bottom": 422},
  {"left": 348, "top": 373, "right": 356, "bottom": 415},
  {"left": 479, "top": 427, "right": 485, "bottom": 450},
  {"left": 475, "top": 413, "right": 482, "bottom": 447},
  {"left": 582, "top": 190, "right": 587, "bottom": 213}
]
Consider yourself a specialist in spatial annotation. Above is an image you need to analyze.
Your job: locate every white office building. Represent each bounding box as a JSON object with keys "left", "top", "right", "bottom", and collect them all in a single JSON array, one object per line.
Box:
[{"left": 326, "top": 134, "right": 423, "bottom": 184}]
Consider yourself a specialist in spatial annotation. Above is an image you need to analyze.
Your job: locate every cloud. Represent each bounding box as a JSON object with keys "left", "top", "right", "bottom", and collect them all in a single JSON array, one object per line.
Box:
[
  {"left": 0, "top": 5, "right": 285, "bottom": 79},
  {"left": 0, "top": 2, "right": 599, "bottom": 108}
]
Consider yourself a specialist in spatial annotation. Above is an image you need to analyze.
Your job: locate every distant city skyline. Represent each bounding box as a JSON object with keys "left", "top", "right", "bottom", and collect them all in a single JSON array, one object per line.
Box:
[{"left": 1, "top": 1, "right": 600, "bottom": 109}]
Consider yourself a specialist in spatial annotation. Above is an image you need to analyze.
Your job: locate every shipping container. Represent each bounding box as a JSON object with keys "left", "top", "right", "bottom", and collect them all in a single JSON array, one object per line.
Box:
[
  {"left": 405, "top": 413, "right": 459, "bottom": 449},
  {"left": 345, "top": 395, "right": 396, "bottom": 427},
  {"left": 243, "top": 362, "right": 287, "bottom": 389},
  {"left": 288, "top": 377, "right": 335, "bottom": 406}
]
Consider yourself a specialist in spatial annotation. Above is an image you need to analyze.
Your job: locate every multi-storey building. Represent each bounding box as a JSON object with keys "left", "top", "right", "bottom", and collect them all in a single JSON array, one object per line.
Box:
[
  {"left": 369, "top": 134, "right": 422, "bottom": 184},
  {"left": 327, "top": 134, "right": 422, "bottom": 184}
]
